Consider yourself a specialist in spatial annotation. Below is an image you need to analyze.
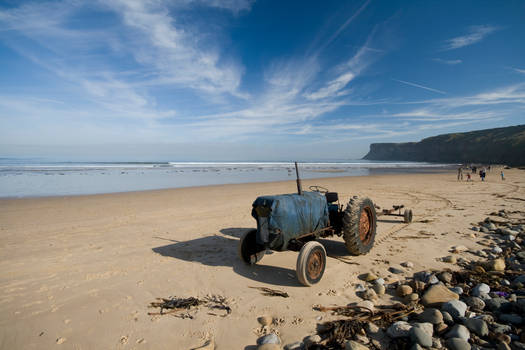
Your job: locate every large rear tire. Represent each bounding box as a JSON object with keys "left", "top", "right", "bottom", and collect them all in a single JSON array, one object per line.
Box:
[
  {"left": 296, "top": 241, "right": 326, "bottom": 286},
  {"left": 342, "top": 197, "right": 377, "bottom": 255},
  {"left": 238, "top": 229, "right": 265, "bottom": 265}
]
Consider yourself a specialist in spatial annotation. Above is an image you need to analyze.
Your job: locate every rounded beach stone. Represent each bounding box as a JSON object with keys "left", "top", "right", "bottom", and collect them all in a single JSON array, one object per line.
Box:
[
  {"left": 421, "top": 284, "right": 459, "bottom": 307},
  {"left": 417, "top": 308, "right": 443, "bottom": 324},
  {"left": 372, "top": 283, "right": 385, "bottom": 295},
  {"left": 362, "top": 288, "right": 378, "bottom": 301},
  {"left": 303, "top": 335, "right": 321, "bottom": 347},
  {"left": 438, "top": 271, "right": 452, "bottom": 283},
  {"left": 465, "top": 318, "right": 488, "bottom": 337},
  {"left": 441, "top": 300, "right": 467, "bottom": 319},
  {"left": 258, "top": 316, "right": 273, "bottom": 326},
  {"left": 488, "top": 258, "right": 505, "bottom": 271},
  {"left": 443, "top": 255, "right": 457, "bottom": 263},
  {"left": 283, "top": 342, "right": 302, "bottom": 350},
  {"left": 472, "top": 283, "right": 490, "bottom": 297},
  {"left": 345, "top": 340, "right": 368, "bottom": 350},
  {"left": 362, "top": 272, "right": 378, "bottom": 282},
  {"left": 397, "top": 285, "right": 413, "bottom": 297},
  {"left": 410, "top": 326, "right": 432, "bottom": 347},
  {"left": 445, "top": 324, "right": 470, "bottom": 341},
  {"left": 466, "top": 296, "right": 485, "bottom": 310},
  {"left": 257, "top": 333, "right": 281, "bottom": 345},
  {"left": 445, "top": 337, "right": 471, "bottom": 350},
  {"left": 258, "top": 344, "right": 281, "bottom": 350},
  {"left": 387, "top": 321, "right": 412, "bottom": 338}
]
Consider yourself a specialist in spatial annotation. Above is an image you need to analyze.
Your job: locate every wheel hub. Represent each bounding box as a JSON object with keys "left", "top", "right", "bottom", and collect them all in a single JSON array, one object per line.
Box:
[
  {"left": 359, "top": 207, "right": 373, "bottom": 244},
  {"left": 307, "top": 250, "right": 324, "bottom": 280}
]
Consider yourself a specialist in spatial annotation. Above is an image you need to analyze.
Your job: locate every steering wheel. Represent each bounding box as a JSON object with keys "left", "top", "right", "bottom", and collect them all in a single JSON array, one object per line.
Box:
[{"left": 309, "top": 185, "right": 329, "bottom": 193}]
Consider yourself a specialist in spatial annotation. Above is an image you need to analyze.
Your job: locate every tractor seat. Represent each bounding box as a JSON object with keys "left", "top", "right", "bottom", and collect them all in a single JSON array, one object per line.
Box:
[{"left": 325, "top": 192, "right": 338, "bottom": 203}]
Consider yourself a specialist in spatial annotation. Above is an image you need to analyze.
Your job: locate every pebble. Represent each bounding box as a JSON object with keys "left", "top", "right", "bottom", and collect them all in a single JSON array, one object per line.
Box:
[
  {"left": 438, "top": 271, "right": 453, "bottom": 283},
  {"left": 446, "top": 337, "right": 471, "bottom": 350},
  {"left": 405, "top": 293, "right": 419, "bottom": 303},
  {"left": 499, "top": 313, "right": 523, "bottom": 325},
  {"left": 491, "top": 322, "right": 512, "bottom": 334},
  {"left": 443, "top": 255, "right": 457, "bottom": 264},
  {"left": 441, "top": 311, "right": 454, "bottom": 324},
  {"left": 401, "top": 261, "right": 414, "bottom": 268},
  {"left": 345, "top": 340, "right": 368, "bottom": 350},
  {"left": 450, "top": 287, "right": 463, "bottom": 295},
  {"left": 488, "top": 258, "right": 506, "bottom": 271},
  {"left": 387, "top": 321, "right": 412, "bottom": 338},
  {"left": 389, "top": 267, "right": 405, "bottom": 274},
  {"left": 303, "top": 335, "right": 321, "bottom": 347},
  {"left": 445, "top": 324, "right": 470, "bottom": 341},
  {"left": 258, "top": 316, "right": 273, "bottom": 327},
  {"left": 257, "top": 333, "right": 281, "bottom": 345},
  {"left": 372, "top": 283, "right": 385, "bottom": 296},
  {"left": 356, "top": 300, "right": 375, "bottom": 311},
  {"left": 465, "top": 296, "right": 485, "bottom": 310},
  {"left": 362, "top": 272, "right": 378, "bottom": 282},
  {"left": 465, "top": 318, "right": 489, "bottom": 337},
  {"left": 492, "top": 246, "right": 503, "bottom": 254},
  {"left": 396, "top": 285, "right": 413, "bottom": 297},
  {"left": 417, "top": 308, "right": 443, "bottom": 324},
  {"left": 374, "top": 278, "right": 385, "bottom": 285},
  {"left": 472, "top": 283, "right": 490, "bottom": 297},
  {"left": 355, "top": 284, "right": 366, "bottom": 292},
  {"left": 361, "top": 288, "right": 378, "bottom": 301},
  {"left": 410, "top": 325, "right": 432, "bottom": 347},
  {"left": 435, "top": 322, "right": 448, "bottom": 333},
  {"left": 485, "top": 298, "right": 507, "bottom": 312},
  {"left": 421, "top": 284, "right": 459, "bottom": 307},
  {"left": 452, "top": 245, "right": 468, "bottom": 253},
  {"left": 441, "top": 300, "right": 467, "bottom": 319}
]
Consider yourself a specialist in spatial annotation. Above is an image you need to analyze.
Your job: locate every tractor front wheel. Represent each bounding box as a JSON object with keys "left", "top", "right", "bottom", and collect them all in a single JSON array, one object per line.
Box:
[
  {"left": 238, "top": 229, "right": 265, "bottom": 265},
  {"left": 404, "top": 209, "right": 413, "bottom": 223},
  {"left": 342, "top": 197, "right": 377, "bottom": 255},
  {"left": 296, "top": 241, "right": 326, "bottom": 286}
]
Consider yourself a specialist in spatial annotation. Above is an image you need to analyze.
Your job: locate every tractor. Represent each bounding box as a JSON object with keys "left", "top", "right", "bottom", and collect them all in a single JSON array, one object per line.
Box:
[{"left": 238, "top": 162, "right": 412, "bottom": 286}]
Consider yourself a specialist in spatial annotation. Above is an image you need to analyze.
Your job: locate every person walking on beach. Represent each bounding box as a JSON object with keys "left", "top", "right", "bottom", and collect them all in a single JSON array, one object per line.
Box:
[
  {"left": 480, "top": 169, "right": 486, "bottom": 181},
  {"left": 501, "top": 170, "right": 505, "bottom": 181},
  {"left": 457, "top": 167, "right": 463, "bottom": 181}
]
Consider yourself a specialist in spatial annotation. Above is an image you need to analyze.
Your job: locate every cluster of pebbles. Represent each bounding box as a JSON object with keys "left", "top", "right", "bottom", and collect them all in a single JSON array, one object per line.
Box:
[{"left": 252, "top": 212, "right": 525, "bottom": 350}]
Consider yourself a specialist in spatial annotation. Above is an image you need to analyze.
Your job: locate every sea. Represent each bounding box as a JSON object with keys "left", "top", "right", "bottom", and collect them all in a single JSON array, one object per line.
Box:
[{"left": 0, "top": 158, "right": 455, "bottom": 198}]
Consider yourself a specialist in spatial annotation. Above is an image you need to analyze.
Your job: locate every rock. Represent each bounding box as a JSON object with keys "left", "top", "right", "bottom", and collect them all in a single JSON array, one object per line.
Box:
[
  {"left": 465, "top": 318, "right": 488, "bottom": 337},
  {"left": 365, "top": 322, "right": 379, "bottom": 334},
  {"left": 372, "top": 283, "right": 385, "bottom": 296},
  {"left": 421, "top": 284, "right": 459, "bottom": 307},
  {"left": 428, "top": 274, "right": 439, "bottom": 285},
  {"left": 396, "top": 285, "right": 413, "bottom": 297},
  {"left": 387, "top": 321, "right": 412, "bottom": 338},
  {"left": 441, "top": 311, "right": 454, "bottom": 324},
  {"left": 465, "top": 297, "right": 485, "bottom": 310},
  {"left": 450, "top": 287, "right": 463, "bottom": 295},
  {"left": 411, "top": 280, "right": 426, "bottom": 292},
  {"left": 491, "top": 322, "right": 511, "bottom": 334},
  {"left": 389, "top": 267, "right": 405, "bottom": 274},
  {"left": 355, "top": 284, "right": 366, "bottom": 292},
  {"left": 435, "top": 322, "right": 448, "bottom": 333},
  {"left": 303, "top": 335, "right": 321, "bottom": 347},
  {"left": 401, "top": 261, "right": 414, "bottom": 268},
  {"left": 257, "top": 333, "right": 281, "bottom": 345},
  {"left": 442, "top": 300, "right": 467, "bottom": 319},
  {"left": 410, "top": 326, "right": 432, "bottom": 347},
  {"left": 405, "top": 293, "right": 419, "bottom": 303},
  {"left": 354, "top": 334, "right": 369, "bottom": 345},
  {"left": 471, "top": 227, "right": 479, "bottom": 231},
  {"left": 486, "top": 223, "right": 497, "bottom": 230},
  {"left": 410, "top": 344, "right": 424, "bottom": 350},
  {"left": 499, "top": 313, "right": 523, "bottom": 325},
  {"left": 283, "top": 342, "right": 303, "bottom": 350},
  {"left": 258, "top": 316, "right": 273, "bottom": 327},
  {"left": 438, "top": 271, "right": 453, "bottom": 284},
  {"left": 361, "top": 288, "right": 378, "bottom": 301},
  {"left": 362, "top": 272, "right": 378, "bottom": 282},
  {"left": 488, "top": 258, "right": 506, "bottom": 271},
  {"left": 485, "top": 298, "right": 508, "bottom": 312},
  {"left": 492, "top": 246, "right": 503, "bottom": 254},
  {"left": 472, "top": 265, "right": 486, "bottom": 273},
  {"left": 496, "top": 341, "right": 511, "bottom": 350},
  {"left": 374, "top": 278, "right": 385, "bottom": 285},
  {"left": 445, "top": 337, "right": 471, "bottom": 350},
  {"left": 258, "top": 345, "right": 281, "bottom": 350},
  {"left": 443, "top": 255, "right": 457, "bottom": 264},
  {"left": 418, "top": 308, "right": 443, "bottom": 324},
  {"left": 452, "top": 245, "right": 468, "bottom": 253},
  {"left": 413, "top": 322, "right": 433, "bottom": 337},
  {"left": 472, "top": 283, "right": 490, "bottom": 297},
  {"left": 345, "top": 340, "right": 368, "bottom": 350},
  {"left": 446, "top": 324, "right": 470, "bottom": 341},
  {"left": 432, "top": 338, "right": 442, "bottom": 348}
]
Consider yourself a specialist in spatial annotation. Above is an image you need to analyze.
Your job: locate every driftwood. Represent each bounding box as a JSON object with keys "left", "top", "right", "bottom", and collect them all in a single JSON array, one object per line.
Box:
[
  {"left": 249, "top": 286, "right": 289, "bottom": 298},
  {"left": 148, "top": 295, "right": 231, "bottom": 317}
]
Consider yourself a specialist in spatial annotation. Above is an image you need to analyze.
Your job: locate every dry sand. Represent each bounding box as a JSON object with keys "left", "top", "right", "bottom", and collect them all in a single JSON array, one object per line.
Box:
[{"left": 0, "top": 168, "right": 524, "bottom": 349}]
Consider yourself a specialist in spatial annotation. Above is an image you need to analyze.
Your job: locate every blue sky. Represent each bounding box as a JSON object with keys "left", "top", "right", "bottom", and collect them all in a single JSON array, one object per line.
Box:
[{"left": 0, "top": 0, "right": 524, "bottom": 161}]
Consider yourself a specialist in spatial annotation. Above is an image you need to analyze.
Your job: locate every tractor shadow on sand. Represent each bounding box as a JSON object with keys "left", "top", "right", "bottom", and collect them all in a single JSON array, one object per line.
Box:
[{"left": 152, "top": 228, "right": 301, "bottom": 287}]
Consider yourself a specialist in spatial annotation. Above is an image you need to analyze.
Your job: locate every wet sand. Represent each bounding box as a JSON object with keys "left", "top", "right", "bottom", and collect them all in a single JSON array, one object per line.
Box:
[{"left": 0, "top": 168, "right": 523, "bottom": 349}]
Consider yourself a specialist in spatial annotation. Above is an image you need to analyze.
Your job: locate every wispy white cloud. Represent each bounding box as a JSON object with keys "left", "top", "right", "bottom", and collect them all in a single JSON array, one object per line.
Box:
[
  {"left": 392, "top": 79, "right": 447, "bottom": 95},
  {"left": 442, "top": 25, "right": 498, "bottom": 51},
  {"left": 432, "top": 58, "right": 462, "bottom": 65},
  {"left": 513, "top": 67, "right": 525, "bottom": 75}
]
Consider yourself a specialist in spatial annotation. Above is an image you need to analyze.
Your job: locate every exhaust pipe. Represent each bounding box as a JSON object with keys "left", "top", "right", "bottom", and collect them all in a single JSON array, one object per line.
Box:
[{"left": 295, "top": 162, "right": 303, "bottom": 195}]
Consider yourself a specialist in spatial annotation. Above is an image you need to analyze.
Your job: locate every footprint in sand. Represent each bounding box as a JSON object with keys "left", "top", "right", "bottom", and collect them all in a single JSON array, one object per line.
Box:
[
  {"left": 120, "top": 336, "right": 128, "bottom": 344},
  {"left": 56, "top": 337, "right": 66, "bottom": 344}
]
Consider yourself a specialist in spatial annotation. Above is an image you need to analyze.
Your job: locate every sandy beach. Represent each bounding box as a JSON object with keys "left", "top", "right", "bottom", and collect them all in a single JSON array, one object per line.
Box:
[{"left": 0, "top": 168, "right": 523, "bottom": 349}]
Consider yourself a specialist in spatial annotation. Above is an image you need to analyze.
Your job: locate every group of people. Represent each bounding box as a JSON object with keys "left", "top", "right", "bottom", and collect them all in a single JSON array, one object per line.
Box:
[{"left": 457, "top": 165, "right": 505, "bottom": 182}]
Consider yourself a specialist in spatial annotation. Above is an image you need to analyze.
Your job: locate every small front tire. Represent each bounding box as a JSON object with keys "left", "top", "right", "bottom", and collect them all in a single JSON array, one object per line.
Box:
[
  {"left": 238, "top": 229, "right": 265, "bottom": 265},
  {"left": 403, "top": 209, "right": 413, "bottom": 223},
  {"left": 296, "top": 241, "right": 327, "bottom": 286}
]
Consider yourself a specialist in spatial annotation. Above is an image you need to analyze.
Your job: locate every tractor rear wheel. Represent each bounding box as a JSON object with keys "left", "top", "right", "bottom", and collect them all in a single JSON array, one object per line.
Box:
[
  {"left": 296, "top": 241, "right": 326, "bottom": 286},
  {"left": 238, "top": 229, "right": 265, "bottom": 265},
  {"left": 403, "top": 209, "right": 413, "bottom": 223},
  {"left": 342, "top": 197, "right": 377, "bottom": 255}
]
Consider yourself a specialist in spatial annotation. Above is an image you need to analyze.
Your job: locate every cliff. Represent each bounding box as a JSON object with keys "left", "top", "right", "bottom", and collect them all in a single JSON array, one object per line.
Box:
[{"left": 363, "top": 124, "right": 525, "bottom": 166}]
